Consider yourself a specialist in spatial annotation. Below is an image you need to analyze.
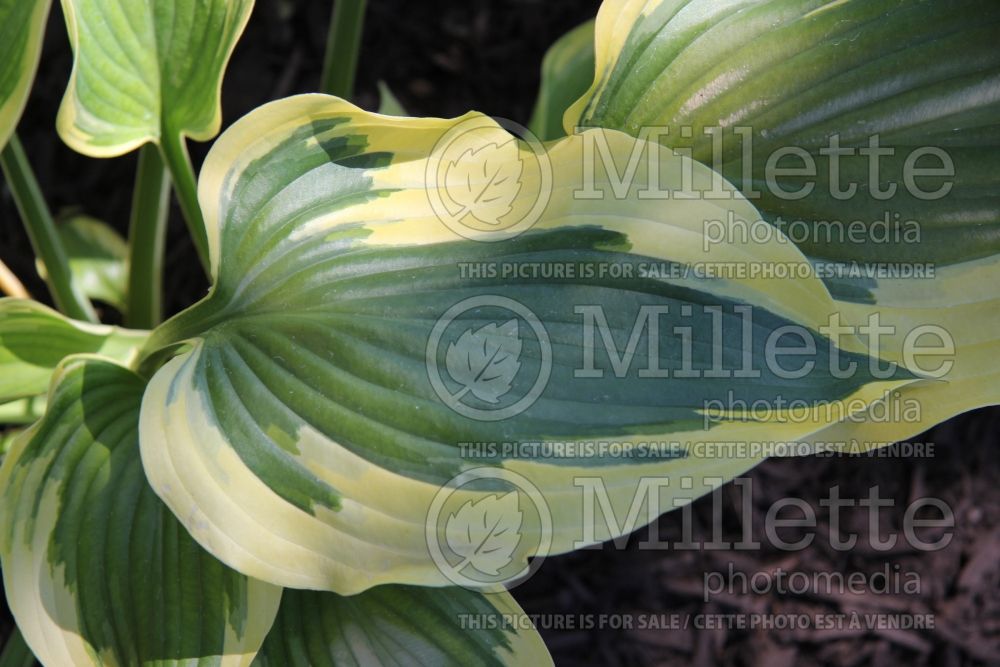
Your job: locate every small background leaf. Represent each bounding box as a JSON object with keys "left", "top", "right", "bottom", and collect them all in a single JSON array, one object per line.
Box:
[
  {"left": 528, "top": 19, "right": 595, "bottom": 141},
  {"left": 57, "top": 0, "right": 255, "bottom": 155},
  {"left": 0, "top": 298, "right": 147, "bottom": 404},
  {"left": 36, "top": 215, "right": 127, "bottom": 312},
  {"left": 0, "top": 397, "right": 45, "bottom": 426},
  {"left": 377, "top": 81, "right": 408, "bottom": 116}
]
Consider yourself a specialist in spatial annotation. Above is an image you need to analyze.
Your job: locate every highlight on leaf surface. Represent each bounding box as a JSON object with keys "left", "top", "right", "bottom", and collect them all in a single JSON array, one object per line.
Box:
[
  {"left": 136, "top": 94, "right": 916, "bottom": 594},
  {"left": 0, "top": 356, "right": 281, "bottom": 666},
  {"left": 57, "top": 0, "right": 255, "bottom": 156},
  {"left": 0, "top": 0, "right": 51, "bottom": 149},
  {"left": 254, "top": 586, "right": 552, "bottom": 667},
  {"left": 565, "top": 0, "right": 1000, "bottom": 447}
]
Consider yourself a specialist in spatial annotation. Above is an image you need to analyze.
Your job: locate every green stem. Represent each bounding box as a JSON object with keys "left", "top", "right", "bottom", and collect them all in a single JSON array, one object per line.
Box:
[
  {"left": 137, "top": 292, "right": 223, "bottom": 377},
  {"left": 126, "top": 144, "right": 171, "bottom": 328},
  {"left": 0, "top": 135, "right": 97, "bottom": 323},
  {"left": 0, "top": 628, "right": 36, "bottom": 667},
  {"left": 320, "top": 0, "right": 369, "bottom": 99},
  {"left": 143, "top": 291, "right": 223, "bottom": 353},
  {"left": 158, "top": 131, "right": 210, "bottom": 275}
]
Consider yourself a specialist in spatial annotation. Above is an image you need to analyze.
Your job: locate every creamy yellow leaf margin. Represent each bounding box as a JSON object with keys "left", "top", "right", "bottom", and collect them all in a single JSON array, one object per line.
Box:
[{"left": 802, "top": 257, "right": 1000, "bottom": 450}]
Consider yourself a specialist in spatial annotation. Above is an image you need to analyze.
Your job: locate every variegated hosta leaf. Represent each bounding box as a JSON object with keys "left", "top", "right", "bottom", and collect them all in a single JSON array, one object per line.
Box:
[
  {"left": 254, "top": 586, "right": 551, "bottom": 667},
  {"left": 57, "top": 0, "right": 254, "bottom": 156},
  {"left": 138, "top": 94, "right": 913, "bottom": 593},
  {"left": 0, "top": 298, "right": 147, "bottom": 403},
  {"left": 570, "top": 0, "right": 1000, "bottom": 267},
  {"left": 528, "top": 19, "right": 596, "bottom": 141},
  {"left": 0, "top": 357, "right": 281, "bottom": 666},
  {"left": 567, "top": 0, "right": 1000, "bottom": 441},
  {"left": 36, "top": 216, "right": 128, "bottom": 312},
  {"left": 0, "top": 0, "right": 51, "bottom": 149}
]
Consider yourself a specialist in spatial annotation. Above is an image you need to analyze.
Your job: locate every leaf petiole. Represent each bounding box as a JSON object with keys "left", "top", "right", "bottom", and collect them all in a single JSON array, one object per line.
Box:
[
  {"left": 158, "top": 130, "right": 211, "bottom": 276},
  {"left": 0, "top": 134, "right": 97, "bottom": 322},
  {"left": 320, "top": 0, "right": 369, "bottom": 99},
  {"left": 126, "top": 144, "right": 171, "bottom": 328}
]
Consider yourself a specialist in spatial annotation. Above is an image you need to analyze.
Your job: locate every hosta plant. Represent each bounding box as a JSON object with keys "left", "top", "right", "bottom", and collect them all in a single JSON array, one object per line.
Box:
[{"left": 0, "top": 0, "right": 996, "bottom": 664}]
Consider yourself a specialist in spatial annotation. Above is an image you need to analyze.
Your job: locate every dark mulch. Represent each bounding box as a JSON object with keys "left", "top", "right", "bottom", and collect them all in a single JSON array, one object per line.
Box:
[
  {"left": 518, "top": 414, "right": 1000, "bottom": 666},
  {"left": 1, "top": 2, "right": 997, "bottom": 665}
]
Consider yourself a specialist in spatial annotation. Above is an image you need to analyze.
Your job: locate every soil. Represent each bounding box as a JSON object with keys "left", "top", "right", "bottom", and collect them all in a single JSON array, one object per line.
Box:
[{"left": 1, "top": 2, "right": 997, "bottom": 665}]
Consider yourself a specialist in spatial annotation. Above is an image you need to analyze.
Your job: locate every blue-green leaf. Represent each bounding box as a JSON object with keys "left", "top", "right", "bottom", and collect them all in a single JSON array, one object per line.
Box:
[{"left": 137, "top": 95, "right": 912, "bottom": 592}]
